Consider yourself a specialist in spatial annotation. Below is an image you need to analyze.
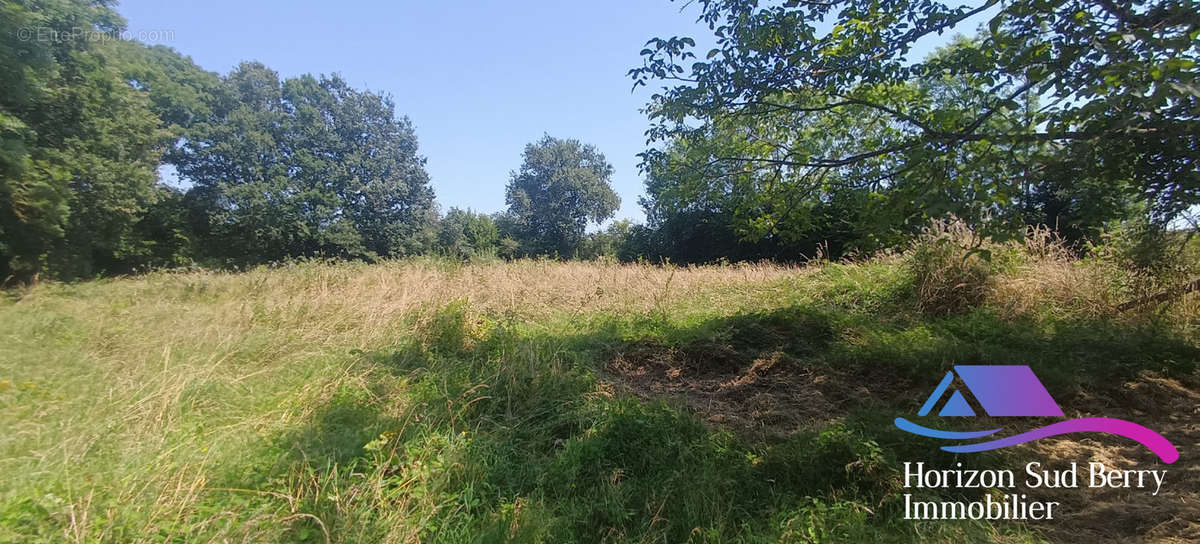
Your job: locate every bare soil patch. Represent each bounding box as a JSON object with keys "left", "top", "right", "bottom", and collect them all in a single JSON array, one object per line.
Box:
[
  {"left": 1022, "top": 373, "right": 1199, "bottom": 544},
  {"left": 603, "top": 339, "right": 908, "bottom": 440},
  {"left": 604, "top": 339, "right": 1198, "bottom": 543}
]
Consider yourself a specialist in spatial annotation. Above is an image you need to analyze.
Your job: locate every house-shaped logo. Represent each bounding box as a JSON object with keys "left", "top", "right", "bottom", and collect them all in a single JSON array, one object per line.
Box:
[
  {"left": 895, "top": 365, "right": 1178, "bottom": 464},
  {"left": 918, "top": 365, "right": 1063, "bottom": 418}
]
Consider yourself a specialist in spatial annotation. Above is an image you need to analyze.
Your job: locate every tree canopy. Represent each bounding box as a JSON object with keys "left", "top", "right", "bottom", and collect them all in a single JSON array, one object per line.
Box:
[
  {"left": 0, "top": 0, "right": 193, "bottom": 280},
  {"left": 631, "top": 0, "right": 1199, "bottom": 256},
  {"left": 438, "top": 207, "right": 500, "bottom": 259},
  {"left": 173, "top": 63, "right": 437, "bottom": 265},
  {"left": 504, "top": 136, "right": 620, "bottom": 257},
  {"left": 1, "top": 0, "right": 442, "bottom": 279},
  {"left": 3, "top": 0, "right": 1196, "bottom": 277}
]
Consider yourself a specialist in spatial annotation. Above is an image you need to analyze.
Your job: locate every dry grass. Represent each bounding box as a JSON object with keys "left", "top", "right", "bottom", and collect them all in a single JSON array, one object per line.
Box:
[
  {"left": 908, "top": 219, "right": 996, "bottom": 315},
  {"left": 13, "top": 258, "right": 803, "bottom": 346},
  {"left": 0, "top": 258, "right": 812, "bottom": 542},
  {"left": 0, "top": 251, "right": 1194, "bottom": 542},
  {"left": 991, "top": 227, "right": 1200, "bottom": 327},
  {"left": 907, "top": 219, "right": 1200, "bottom": 326},
  {"left": 990, "top": 229, "right": 1117, "bottom": 319}
]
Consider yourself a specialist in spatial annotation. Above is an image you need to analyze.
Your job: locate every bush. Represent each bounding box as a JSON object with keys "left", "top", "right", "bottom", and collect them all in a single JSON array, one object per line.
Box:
[
  {"left": 436, "top": 208, "right": 500, "bottom": 261},
  {"left": 907, "top": 219, "right": 995, "bottom": 315},
  {"left": 1088, "top": 218, "right": 1199, "bottom": 285}
]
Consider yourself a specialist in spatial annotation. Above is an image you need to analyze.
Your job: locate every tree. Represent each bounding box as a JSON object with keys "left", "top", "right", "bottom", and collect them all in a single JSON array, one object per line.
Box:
[
  {"left": 631, "top": 0, "right": 1199, "bottom": 241},
  {"left": 504, "top": 136, "right": 620, "bottom": 257},
  {"left": 578, "top": 219, "right": 635, "bottom": 260},
  {"left": 175, "top": 63, "right": 436, "bottom": 265},
  {"left": 637, "top": 38, "right": 1075, "bottom": 259},
  {"left": 437, "top": 207, "right": 499, "bottom": 259},
  {"left": 0, "top": 0, "right": 189, "bottom": 280}
]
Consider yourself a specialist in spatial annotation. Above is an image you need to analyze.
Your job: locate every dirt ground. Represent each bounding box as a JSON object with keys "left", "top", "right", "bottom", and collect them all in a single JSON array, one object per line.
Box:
[
  {"left": 1023, "top": 374, "right": 1199, "bottom": 543},
  {"left": 603, "top": 342, "right": 1199, "bottom": 543},
  {"left": 603, "top": 339, "right": 902, "bottom": 440}
]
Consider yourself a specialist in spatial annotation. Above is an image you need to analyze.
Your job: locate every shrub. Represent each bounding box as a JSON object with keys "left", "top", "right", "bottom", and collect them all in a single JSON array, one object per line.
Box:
[
  {"left": 1088, "top": 218, "right": 1199, "bottom": 287},
  {"left": 907, "top": 219, "right": 995, "bottom": 315}
]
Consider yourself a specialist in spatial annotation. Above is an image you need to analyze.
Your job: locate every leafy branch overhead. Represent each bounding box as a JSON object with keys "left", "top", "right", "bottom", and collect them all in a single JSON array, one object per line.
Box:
[{"left": 631, "top": 0, "right": 1199, "bottom": 239}]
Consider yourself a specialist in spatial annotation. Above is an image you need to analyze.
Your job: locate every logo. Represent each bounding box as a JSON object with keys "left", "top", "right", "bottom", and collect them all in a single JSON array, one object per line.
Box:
[{"left": 894, "top": 365, "right": 1178, "bottom": 464}]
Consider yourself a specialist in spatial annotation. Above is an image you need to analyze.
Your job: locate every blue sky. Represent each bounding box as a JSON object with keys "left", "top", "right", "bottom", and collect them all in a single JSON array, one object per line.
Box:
[
  {"left": 115, "top": 1, "right": 998, "bottom": 226},
  {"left": 115, "top": 0, "right": 717, "bottom": 224}
]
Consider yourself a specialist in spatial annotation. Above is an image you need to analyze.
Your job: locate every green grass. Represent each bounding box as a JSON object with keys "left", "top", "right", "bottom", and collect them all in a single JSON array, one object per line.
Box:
[{"left": 0, "top": 256, "right": 1194, "bottom": 542}]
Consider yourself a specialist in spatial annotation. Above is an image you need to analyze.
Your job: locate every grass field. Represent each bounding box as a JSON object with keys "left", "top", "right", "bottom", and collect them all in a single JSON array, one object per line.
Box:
[{"left": 1, "top": 238, "right": 1197, "bottom": 542}]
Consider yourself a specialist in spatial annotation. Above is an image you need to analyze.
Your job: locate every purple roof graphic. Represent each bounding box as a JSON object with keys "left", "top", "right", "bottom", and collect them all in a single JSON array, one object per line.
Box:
[
  {"left": 918, "top": 365, "right": 1063, "bottom": 417},
  {"left": 896, "top": 364, "right": 1178, "bottom": 464}
]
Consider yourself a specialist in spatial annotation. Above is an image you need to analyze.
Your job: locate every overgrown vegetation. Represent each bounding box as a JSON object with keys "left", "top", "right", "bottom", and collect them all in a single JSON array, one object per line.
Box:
[
  {"left": 2, "top": 0, "right": 1197, "bottom": 541},
  {"left": 1, "top": 231, "right": 1195, "bottom": 542},
  {"left": 629, "top": 0, "right": 1199, "bottom": 263}
]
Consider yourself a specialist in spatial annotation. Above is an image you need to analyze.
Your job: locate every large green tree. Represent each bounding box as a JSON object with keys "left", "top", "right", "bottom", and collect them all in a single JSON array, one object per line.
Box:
[
  {"left": 632, "top": 0, "right": 1199, "bottom": 245},
  {"left": 504, "top": 136, "right": 620, "bottom": 257},
  {"left": 0, "top": 0, "right": 203, "bottom": 280},
  {"left": 175, "top": 63, "right": 436, "bottom": 265}
]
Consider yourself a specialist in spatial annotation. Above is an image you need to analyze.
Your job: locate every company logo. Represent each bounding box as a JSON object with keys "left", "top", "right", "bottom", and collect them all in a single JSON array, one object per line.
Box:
[{"left": 894, "top": 365, "right": 1178, "bottom": 464}]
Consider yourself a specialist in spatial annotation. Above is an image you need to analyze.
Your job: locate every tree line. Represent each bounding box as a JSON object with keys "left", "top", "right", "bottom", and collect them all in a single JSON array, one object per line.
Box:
[
  {"left": 2, "top": 0, "right": 1197, "bottom": 282},
  {"left": 0, "top": 1, "right": 632, "bottom": 281}
]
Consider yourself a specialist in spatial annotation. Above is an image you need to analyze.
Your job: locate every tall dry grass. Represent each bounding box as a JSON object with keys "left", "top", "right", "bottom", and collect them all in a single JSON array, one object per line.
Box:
[
  {"left": 1, "top": 248, "right": 1194, "bottom": 542},
  {"left": 20, "top": 258, "right": 803, "bottom": 344},
  {"left": 1, "top": 258, "right": 811, "bottom": 542},
  {"left": 907, "top": 218, "right": 1199, "bottom": 325}
]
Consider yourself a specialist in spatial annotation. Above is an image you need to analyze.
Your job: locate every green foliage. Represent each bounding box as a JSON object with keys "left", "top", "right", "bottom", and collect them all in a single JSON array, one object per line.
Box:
[
  {"left": 0, "top": 0, "right": 190, "bottom": 280},
  {"left": 2, "top": 3, "right": 434, "bottom": 279},
  {"left": 437, "top": 207, "right": 500, "bottom": 260},
  {"left": 632, "top": 0, "right": 1199, "bottom": 254},
  {"left": 175, "top": 63, "right": 437, "bottom": 266},
  {"left": 634, "top": 50, "right": 1052, "bottom": 260},
  {"left": 127, "top": 187, "right": 196, "bottom": 270},
  {"left": 110, "top": 41, "right": 222, "bottom": 131},
  {"left": 1086, "top": 216, "right": 1200, "bottom": 291},
  {"left": 577, "top": 219, "right": 633, "bottom": 260},
  {"left": 505, "top": 135, "right": 620, "bottom": 257}
]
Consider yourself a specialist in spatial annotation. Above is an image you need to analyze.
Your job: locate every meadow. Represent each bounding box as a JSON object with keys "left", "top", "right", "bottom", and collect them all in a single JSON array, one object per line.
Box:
[{"left": 1, "top": 230, "right": 1196, "bottom": 543}]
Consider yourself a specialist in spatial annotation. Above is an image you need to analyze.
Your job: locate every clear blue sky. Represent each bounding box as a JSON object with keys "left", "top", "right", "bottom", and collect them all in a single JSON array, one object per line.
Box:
[{"left": 114, "top": 0, "right": 716, "bottom": 224}]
